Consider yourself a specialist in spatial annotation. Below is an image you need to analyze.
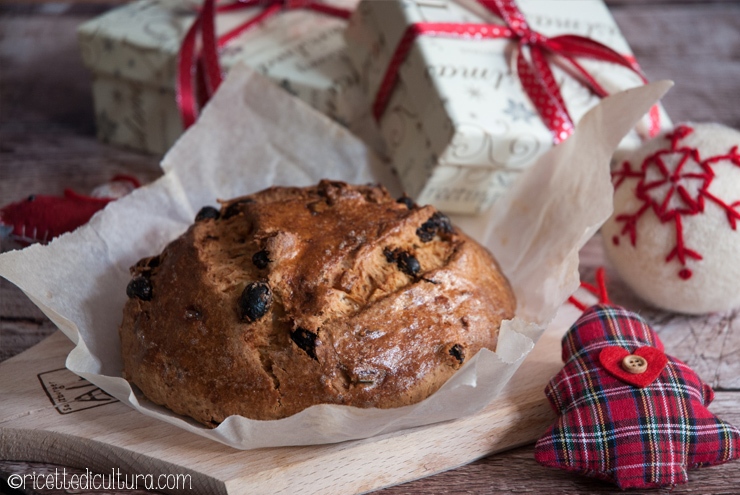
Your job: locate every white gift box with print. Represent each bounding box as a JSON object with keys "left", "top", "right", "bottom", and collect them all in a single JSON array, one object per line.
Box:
[
  {"left": 345, "top": 0, "right": 671, "bottom": 214},
  {"left": 78, "top": 0, "right": 369, "bottom": 154}
]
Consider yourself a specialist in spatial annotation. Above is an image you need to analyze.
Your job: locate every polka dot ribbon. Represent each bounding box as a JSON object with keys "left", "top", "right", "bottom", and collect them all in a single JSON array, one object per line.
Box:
[
  {"left": 177, "top": 0, "right": 352, "bottom": 129},
  {"left": 372, "top": 0, "right": 661, "bottom": 144}
]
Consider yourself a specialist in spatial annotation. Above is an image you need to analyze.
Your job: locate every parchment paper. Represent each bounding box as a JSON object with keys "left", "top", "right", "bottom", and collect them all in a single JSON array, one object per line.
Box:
[{"left": 0, "top": 63, "right": 671, "bottom": 449}]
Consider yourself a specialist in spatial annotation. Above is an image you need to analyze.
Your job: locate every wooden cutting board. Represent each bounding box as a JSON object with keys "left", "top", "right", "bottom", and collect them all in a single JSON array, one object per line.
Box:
[{"left": 0, "top": 306, "right": 579, "bottom": 495}]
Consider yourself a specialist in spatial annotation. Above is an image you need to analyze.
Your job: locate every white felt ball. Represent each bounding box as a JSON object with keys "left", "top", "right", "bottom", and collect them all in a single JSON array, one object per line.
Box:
[{"left": 602, "top": 123, "right": 740, "bottom": 314}]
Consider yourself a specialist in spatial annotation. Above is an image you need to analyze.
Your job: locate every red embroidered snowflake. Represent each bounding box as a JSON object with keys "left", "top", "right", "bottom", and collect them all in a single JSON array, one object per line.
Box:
[{"left": 611, "top": 125, "right": 740, "bottom": 280}]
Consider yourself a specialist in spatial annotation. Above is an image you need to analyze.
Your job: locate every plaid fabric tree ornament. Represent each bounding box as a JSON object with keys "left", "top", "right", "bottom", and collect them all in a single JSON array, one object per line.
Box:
[{"left": 534, "top": 269, "right": 740, "bottom": 488}]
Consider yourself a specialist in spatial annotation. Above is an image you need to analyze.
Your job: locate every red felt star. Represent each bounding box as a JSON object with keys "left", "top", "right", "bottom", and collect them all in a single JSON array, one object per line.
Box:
[{"left": 535, "top": 304, "right": 740, "bottom": 489}]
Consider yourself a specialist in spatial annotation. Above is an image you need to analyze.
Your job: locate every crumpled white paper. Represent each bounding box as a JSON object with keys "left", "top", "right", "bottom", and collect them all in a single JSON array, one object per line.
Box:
[{"left": 0, "top": 63, "right": 671, "bottom": 449}]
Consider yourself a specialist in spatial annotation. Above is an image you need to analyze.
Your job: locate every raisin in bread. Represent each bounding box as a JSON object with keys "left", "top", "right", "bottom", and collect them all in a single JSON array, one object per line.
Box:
[{"left": 119, "top": 181, "right": 515, "bottom": 425}]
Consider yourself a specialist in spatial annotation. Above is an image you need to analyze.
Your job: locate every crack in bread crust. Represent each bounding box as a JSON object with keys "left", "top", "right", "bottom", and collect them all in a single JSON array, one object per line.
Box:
[{"left": 119, "top": 181, "right": 516, "bottom": 425}]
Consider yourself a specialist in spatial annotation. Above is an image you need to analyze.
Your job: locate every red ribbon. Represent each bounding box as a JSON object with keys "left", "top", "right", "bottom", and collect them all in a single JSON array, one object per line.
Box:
[
  {"left": 373, "top": 0, "right": 660, "bottom": 144},
  {"left": 177, "top": 0, "right": 352, "bottom": 129}
]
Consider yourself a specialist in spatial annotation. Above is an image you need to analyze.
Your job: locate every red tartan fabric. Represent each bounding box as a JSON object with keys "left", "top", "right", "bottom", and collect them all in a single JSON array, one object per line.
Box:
[{"left": 535, "top": 304, "right": 740, "bottom": 489}]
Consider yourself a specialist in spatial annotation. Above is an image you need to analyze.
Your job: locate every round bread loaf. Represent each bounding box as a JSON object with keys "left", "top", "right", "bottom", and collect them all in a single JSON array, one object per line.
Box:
[{"left": 119, "top": 181, "right": 515, "bottom": 425}]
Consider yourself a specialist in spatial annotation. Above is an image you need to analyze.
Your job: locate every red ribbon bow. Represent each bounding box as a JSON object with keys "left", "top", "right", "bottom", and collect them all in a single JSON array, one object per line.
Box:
[
  {"left": 373, "top": 0, "right": 660, "bottom": 144},
  {"left": 177, "top": 0, "right": 351, "bottom": 129}
]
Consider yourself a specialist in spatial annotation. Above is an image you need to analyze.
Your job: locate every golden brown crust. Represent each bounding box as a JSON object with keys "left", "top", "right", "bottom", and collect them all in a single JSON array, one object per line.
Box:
[{"left": 119, "top": 180, "right": 515, "bottom": 425}]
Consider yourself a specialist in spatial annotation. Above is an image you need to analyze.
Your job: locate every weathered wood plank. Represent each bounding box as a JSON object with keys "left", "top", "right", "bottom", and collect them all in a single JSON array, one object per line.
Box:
[
  {"left": 0, "top": 318, "right": 56, "bottom": 362},
  {"left": 0, "top": 278, "right": 57, "bottom": 374},
  {"left": 653, "top": 310, "right": 740, "bottom": 392},
  {"left": 612, "top": 3, "right": 740, "bottom": 128},
  {"left": 0, "top": 279, "right": 47, "bottom": 320},
  {"left": 0, "top": 131, "right": 161, "bottom": 205}
]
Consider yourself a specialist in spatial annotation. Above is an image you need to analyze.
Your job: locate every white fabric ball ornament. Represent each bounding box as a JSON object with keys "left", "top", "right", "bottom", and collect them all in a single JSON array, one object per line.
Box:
[{"left": 603, "top": 123, "right": 740, "bottom": 314}]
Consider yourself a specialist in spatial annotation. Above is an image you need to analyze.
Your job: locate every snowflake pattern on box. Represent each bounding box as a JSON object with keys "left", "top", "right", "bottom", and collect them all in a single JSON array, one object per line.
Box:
[
  {"left": 503, "top": 98, "right": 536, "bottom": 123},
  {"left": 611, "top": 124, "right": 740, "bottom": 280}
]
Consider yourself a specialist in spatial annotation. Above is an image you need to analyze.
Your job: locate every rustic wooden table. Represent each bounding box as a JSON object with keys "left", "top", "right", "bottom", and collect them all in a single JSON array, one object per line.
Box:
[{"left": 1, "top": 1, "right": 739, "bottom": 494}]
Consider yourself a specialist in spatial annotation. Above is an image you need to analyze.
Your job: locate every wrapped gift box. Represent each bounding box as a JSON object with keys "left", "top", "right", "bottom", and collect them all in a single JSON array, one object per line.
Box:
[
  {"left": 79, "top": 0, "right": 368, "bottom": 154},
  {"left": 345, "top": 0, "right": 671, "bottom": 214}
]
